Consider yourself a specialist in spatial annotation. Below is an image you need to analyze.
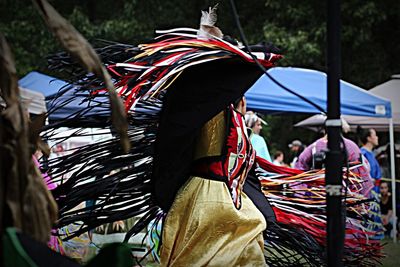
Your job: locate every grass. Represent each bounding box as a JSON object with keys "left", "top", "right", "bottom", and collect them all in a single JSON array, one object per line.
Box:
[
  {"left": 381, "top": 238, "right": 400, "bottom": 267},
  {"left": 85, "top": 237, "right": 400, "bottom": 266},
  {"left": 142, "top": 240, "right": 400, "bottom": 266}
]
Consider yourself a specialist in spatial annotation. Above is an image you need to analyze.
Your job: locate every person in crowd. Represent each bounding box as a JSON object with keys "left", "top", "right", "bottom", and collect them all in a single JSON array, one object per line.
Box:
[
  {"left": 358, "top": 127, "right": 381, "bottom": 192},
  {"left": 245, "top": 111, "right": 272, "bottom": 161},
  {"left": 379, "top": 181, "right": 394, "bottom": 236},
  {"left": 273, "top": 150, "right": 285, "bottom": 166},
  {"left": 294, "top": 120, "right": 386, "bottom": 240},
  {"left": 296, "top": 120, "right": 357, "bottom": 168},
  {"left": 34, "top": 147, "right": 56, "bottom": 190},
  {"left": 288, "top": 140, "right": 304, "bottom": 168}
]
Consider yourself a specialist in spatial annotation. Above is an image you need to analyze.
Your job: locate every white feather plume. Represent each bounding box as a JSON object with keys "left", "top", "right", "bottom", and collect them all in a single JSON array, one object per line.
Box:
[
  {"left": 198, "top": 4, "right": 223, "bottom": 39},
  {"left": 200, "top": 3, "right": 219, "bottom": 26}
]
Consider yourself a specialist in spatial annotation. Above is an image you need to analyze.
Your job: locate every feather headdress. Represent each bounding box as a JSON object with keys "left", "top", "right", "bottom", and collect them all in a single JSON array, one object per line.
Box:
[{"left": 198, "top": 4, "right": 223, "bottom": 39}]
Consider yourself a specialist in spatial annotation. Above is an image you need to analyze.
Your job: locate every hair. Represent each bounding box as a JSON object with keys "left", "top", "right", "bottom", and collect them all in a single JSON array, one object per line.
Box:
[
  {"left": 274, "top": 150, "right": 283, "bottom": 160},
  {"left": 244, "top": 111, "right": 259, "bottom": 129},
  {"left": 356, "top": 126, "right": 372, "bottom": 145},
  {"left": 233, "top": 96, "right": 244, "bottom": 108}
]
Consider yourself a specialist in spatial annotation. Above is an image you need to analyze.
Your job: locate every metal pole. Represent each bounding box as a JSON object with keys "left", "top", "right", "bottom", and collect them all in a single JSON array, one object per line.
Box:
[
  {"left": 389, "top": 118, "right": 397, "bottom": 242},
  {"left": 326, "top": 0, "right": 345, "bottom": 265}
]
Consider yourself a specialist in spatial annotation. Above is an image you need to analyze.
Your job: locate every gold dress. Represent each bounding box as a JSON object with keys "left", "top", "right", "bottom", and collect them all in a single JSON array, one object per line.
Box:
[{"left": 160, "top": 111, "right": 267, "bottom": 266}]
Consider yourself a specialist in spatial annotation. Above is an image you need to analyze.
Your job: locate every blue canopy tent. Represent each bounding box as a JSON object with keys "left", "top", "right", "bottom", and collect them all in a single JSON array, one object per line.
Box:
[
  {"left": 20, "top": 68, "right": 393, "bottom": 121},
  {"left": 19, "top": 71, "right": 68, "bottom": 97},
  {"left": 245, "top": 67, "right": 392, "bottom": 118}
]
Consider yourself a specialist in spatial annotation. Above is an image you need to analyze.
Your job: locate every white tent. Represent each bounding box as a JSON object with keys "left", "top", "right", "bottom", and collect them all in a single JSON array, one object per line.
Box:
[
  {"left": 371, "top": 74, "right": 400, "bottom": 124},
  {"left": 295, "top": 114, "right": 400, "bottom": 132},
  {"left": 0, "top": 87, "right": 47, "bottom": 114}
]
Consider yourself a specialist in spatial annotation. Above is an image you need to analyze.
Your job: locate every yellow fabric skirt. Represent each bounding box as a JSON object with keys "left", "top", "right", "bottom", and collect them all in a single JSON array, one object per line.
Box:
[{"left": 160, "top": 176, "right": 267, "bottom": 267}]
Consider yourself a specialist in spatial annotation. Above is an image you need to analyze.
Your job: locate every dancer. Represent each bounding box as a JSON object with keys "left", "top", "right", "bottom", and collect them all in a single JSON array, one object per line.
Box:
[
  {"left": 160, "top": 97, "right": 266, "bottom": 266},
  {"left": 43, "top": 5, "right": 383, "bottom": 267},
  {"left": 45, "top": 5, "right": 281, "bottom": 266},
  {"left": 296, "top": 120, "right": 373, "bottom": 195},
  {"left": 257, "top": 155, "right": 384, "bottom": 266}
]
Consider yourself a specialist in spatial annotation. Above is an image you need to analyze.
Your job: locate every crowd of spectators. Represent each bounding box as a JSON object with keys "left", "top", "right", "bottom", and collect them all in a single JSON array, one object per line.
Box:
[{"left": 245, "top": 111, "right": 399, "bottom": 239}]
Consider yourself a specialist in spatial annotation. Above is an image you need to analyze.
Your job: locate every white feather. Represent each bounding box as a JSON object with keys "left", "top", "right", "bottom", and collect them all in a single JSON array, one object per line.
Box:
[
  {"left": 200, "top": 3, "right": 219, "bottom": 26},
  {"left": 197, "top": 4, "right": 223, "bottom": 39}
]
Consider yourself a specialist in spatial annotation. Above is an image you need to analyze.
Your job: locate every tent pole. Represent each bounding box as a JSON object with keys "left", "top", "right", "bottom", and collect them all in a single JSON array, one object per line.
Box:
[
  {"left": 326, "top": 0, "right": 344, "bottom": 265},
  {"left": 389, "top": 118, "right": 397, "bottom": 242}
]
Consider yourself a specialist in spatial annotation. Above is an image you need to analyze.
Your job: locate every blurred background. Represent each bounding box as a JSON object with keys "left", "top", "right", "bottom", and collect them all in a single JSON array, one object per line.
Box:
[{"left": 1, "top": 0, "right": 399, "bottom": 155}]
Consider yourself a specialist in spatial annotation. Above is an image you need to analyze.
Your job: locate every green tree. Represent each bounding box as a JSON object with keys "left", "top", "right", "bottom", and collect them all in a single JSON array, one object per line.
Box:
[
  {"left": 260, "top": 0, "right": 400, "bottom": 87},
  {"left": 1, "top": 0, "right": 398, "bottom": 155},
  {"left": 2, "top": 0, "right": 399, "bottom": 85}
]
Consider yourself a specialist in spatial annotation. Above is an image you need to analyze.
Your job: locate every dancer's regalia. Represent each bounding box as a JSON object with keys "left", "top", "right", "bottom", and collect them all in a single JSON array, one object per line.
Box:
[{"left": 43, "top": 9, "right": 383, "bottom": 267}]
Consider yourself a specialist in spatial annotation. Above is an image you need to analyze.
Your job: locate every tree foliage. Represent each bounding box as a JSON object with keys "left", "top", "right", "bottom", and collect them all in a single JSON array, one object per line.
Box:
[
  {"left": 1, "top": 0, "right": 399, "bottom": 156},
  {"left": 2, "top": 0, "right": 399, "bottom": 86}
]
